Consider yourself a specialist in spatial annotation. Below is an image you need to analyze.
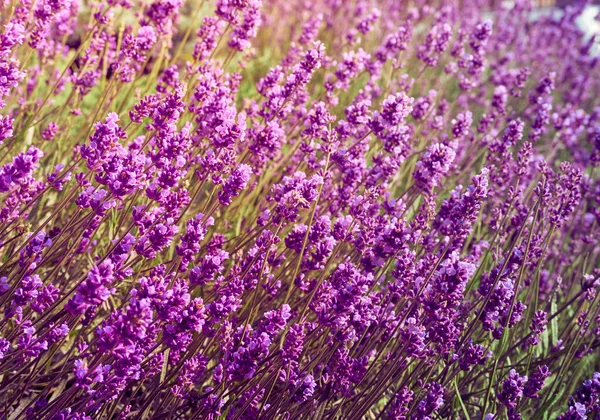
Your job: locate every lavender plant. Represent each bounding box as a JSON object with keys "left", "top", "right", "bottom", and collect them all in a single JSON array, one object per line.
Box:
[{"left": 0, "top": 0, "right": 599, "bottom": 418}]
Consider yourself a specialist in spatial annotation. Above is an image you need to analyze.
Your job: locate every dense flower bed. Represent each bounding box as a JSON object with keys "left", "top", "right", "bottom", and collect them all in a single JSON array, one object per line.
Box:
[{"left": 0, "top": 0, "right": 599, "bottom": 418}]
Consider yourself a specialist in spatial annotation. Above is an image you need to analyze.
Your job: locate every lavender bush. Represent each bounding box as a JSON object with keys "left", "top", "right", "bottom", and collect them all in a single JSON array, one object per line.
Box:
[{"left": 0, "top": 0, "right": 599, "bottom": 418}]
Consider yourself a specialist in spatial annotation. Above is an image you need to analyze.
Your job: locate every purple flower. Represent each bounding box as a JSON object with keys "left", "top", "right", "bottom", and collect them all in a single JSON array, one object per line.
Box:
[
  {"left": 0, "top": 146, "right": 43, "bottom": 193},
  {"left": 558, "top": 372, "right": 600, "bottom": 419},
  {"left": 218, "top": 164, "right": 252, "bottom": 206},
  {"left": 0, "top": 1, "right": 597, "bottom": 418},
  {"left": 292, "top": 374, "right": 316, "bottom": 402},
  {"left": 194, "top": 17, "right": 225, "bottom": 61},
  {"left": 0, "top": 114, "right": 14, "bottom": 145},
  {"left": 228, "top": 0, "right": 262, "bottom": 52},
  {"left": 0, "top": 58, "right": 26, "bottom": 108},
  {"left": 176, "top": 213, "right": 215, "bottom": 270},
  {"left": 144, "top": 0, "right": 184, "bottom": 34},
  {"left": 416, "top": 382, "right": 445, "bottom": 418},
  {"left": 413, "top": 142, "right": 456, "bottom": 192},
  {"left": 31, "top": 283, "right": 60, "bottom": 313},
  {"left": 451, "top": 111, "right": 472, "bottom": 139},
  {"left": 388, "top": 387, "right": 413, "bottom": 419},
  {"left": 458, "top": 341, "right": 490, "bottom": 371},
  {"left": 41, "top": 122, "right": 59, "bottom": 141},
  {"left": 272, "top": 178, "right": 317, "bottom": 224},
  {"left": 80, "top": 113, "right": 127, "bottom": 171},
  {"left": 418, "top": 23, "right": 452, "bottom": 67},
  {"left": 0, "top": 23, "right": 26, "bottom": 58},
  {"left": 13, "top": 274, "right": 43, "bottom": 306},
  {"left": 524, "top": 365, "right": 551, "bottom": 399},
  {"left": 66, "top": 261, "right": 116, "bottom": 315},
  {"left": 498, "top": 369, "right": 528, "bottom": 409}
]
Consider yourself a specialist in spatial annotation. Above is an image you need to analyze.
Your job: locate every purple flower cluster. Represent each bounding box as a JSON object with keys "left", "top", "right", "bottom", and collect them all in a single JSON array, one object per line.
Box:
[{"left": 0, "top": 0, "right": 598, "bottom": 418}]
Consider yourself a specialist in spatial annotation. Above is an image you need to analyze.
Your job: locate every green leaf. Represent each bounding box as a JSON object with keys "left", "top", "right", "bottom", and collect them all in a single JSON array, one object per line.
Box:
[
  {"left": 536, "top": 382, "right": 566, "bottom": 420},
  {"left": 550, "top": 297, "right": 558, "bottom": 347},
  {"left": 541, "top": 328, "right": 549, "bottom": 355},
  {"left": 161, "top": 348, "right": 170, "bottom": 383},
  {"left": 454, "top": 379, "right": 471, "bottom": 420}
]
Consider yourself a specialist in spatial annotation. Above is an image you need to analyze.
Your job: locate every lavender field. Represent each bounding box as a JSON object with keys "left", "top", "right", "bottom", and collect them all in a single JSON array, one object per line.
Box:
[{"left": 0, "top": 0, "right": 599, "bottom": 418}]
